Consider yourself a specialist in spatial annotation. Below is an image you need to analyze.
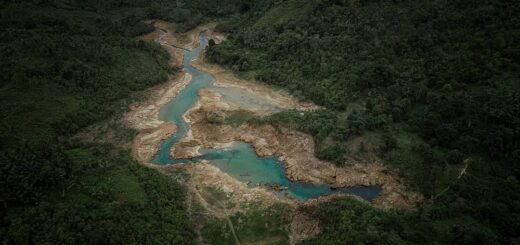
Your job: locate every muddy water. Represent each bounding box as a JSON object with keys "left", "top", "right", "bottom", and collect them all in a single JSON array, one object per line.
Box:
[{"left": 153, "top": 33, "right": 381, "bottom": 201}]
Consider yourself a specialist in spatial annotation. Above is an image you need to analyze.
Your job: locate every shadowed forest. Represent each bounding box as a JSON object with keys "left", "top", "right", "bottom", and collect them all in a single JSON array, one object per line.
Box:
[
  {"left": 1, "top": 0, "right": 519, "bottom": 244},
  {"left": 0, "top": 0, "right": 231, "bottom": 243},
  {"left": 208, "top": 0, "right": 520, "bottom": 243}
]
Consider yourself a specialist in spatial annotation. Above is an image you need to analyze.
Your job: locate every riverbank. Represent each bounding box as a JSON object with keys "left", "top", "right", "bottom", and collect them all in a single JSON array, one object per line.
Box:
[
  {"left": 125, "top": 20, "right": 195, "bottom": 165},
  {"left": 180, "top": 86, "right": 421, "bottom": 209},
  {"left": 128, "top": 20, "right": 421, "bottom": 208},
  {"left": 126, "top": 20, "right": 421, "bottom": 243},
  {"left": 193, "top": 52, "right": 318, "bottom": 115},
  {"left": 124, "top": 67, "right": 192, "bottom": 165},
  {"left": 184, "top": 33, "right": 421, "bottom": 208}
]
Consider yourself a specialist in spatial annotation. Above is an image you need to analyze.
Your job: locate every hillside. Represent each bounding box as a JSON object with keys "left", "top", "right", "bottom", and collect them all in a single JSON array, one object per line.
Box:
[
  {"left": 1, "top": 0, "right": 519, "bottom": 244},
  {"left": 207, "top": 0, "right": 520, "bottom": 243},
  {"left": 0, "top": 1, "right": 196, "bottom": 243}
]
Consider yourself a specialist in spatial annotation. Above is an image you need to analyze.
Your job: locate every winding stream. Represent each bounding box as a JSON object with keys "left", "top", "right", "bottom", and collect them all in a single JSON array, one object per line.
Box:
[{"left": 153, "top": 33, "right": 382, "bottom": 201}]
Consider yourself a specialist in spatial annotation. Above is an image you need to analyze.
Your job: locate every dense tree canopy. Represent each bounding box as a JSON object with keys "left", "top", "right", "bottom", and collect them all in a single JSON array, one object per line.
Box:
[
  {"left": 210, "top": 0, "right": 520, "bottom": 162},
  {"left": 207, "top": 0, "right": 520, "bottom": 243},
  {"left": 1, "top": 0, "right": 519, "bottom": 243},
  {"left": 0, "top": 0, "right": 199, "bottom": 243}
]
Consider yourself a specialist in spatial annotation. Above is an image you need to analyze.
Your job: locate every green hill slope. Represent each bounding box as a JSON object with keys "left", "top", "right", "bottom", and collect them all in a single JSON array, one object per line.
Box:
[
  {"left": 0, "top": 1, "right": 197, "bottom": 243},
  {"left": 207, "top": 0, "right": 520, "bottom": 243}
]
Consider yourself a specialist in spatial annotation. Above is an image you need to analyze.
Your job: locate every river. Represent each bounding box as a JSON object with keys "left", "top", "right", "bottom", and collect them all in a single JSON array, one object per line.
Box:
[{"left": 153, "top": 32, "right": 381, "bottom": 201}]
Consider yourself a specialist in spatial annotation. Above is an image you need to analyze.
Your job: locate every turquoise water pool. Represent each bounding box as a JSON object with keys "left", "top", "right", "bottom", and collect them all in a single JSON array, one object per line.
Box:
[{"left": 153, "top": 33, "right": 382, "bottom": 201}]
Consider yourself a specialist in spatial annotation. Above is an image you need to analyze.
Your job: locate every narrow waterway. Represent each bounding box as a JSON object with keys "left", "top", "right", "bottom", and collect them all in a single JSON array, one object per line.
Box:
[{"left": 153, "top": 33, "right": 381, "bottom": 201}]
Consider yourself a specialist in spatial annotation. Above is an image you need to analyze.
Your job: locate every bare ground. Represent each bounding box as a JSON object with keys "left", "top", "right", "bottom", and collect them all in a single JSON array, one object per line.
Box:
[
  {"left": 126, "top": 21, "right": 423, "bottom": 244},
  {"left": 179, "top": 88, "right": 422, "bottom": 210},
  {"left": 192, "top": 57, "right": 318, "bottom": 114}
]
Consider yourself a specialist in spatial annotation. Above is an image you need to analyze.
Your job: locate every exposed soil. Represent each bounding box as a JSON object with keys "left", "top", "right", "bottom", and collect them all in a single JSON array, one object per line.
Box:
[
  {"left": 125, "top": 20, "right": 194, "bottom": 164},
  {"left": 179, "top": 89, "right": 422, "bottom": 209},
  {"left": 132, "top": 122, "right": 176, "bottom": 163},
  {"left": 133, "top": 22, "right": 421, "bottom": 209},
  {"left": 127, "top": 20, "right": 423, "bottom": 244},
  {"left": 186, "top": 161, "right": 293, "bottom": 216},
  {"left": 124, "top": 72, "right": 192, "bottom": 163},
  {"left": 192, "top": 56, "right": 318, "bottom": 114}
]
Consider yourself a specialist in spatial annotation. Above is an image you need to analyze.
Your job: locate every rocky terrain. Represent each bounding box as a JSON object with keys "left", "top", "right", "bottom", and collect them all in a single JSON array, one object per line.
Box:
[
  {"left": 125, "top": 21, "right": 422, "bottom": 244},
  {"left": 178, "top": 87, "right": 422, "bottom": 209}
]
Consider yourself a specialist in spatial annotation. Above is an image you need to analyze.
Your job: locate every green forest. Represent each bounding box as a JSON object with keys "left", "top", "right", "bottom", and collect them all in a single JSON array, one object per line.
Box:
[
  {"left": 1, "top": 0, "right": 519, "bottom": 244},
  {"left": 0, "top": 0, "right": 216, "bottom": 243},
  {"left": 207, "top": 0, "right": 520, "bottom": 243}
]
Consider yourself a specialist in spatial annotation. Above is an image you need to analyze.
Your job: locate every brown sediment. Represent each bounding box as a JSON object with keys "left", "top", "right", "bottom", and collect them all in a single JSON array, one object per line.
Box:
[
  {"left": 192, "top": 56, "right": 318, "bottom": 113},
  {"left": 132, "top": 122, "right": 176, "bottom": 163},
  {"left": 180, "top": 88, "right": 422, "bottom": 209},
  {"left": 169, "top": 88, "right": 228, "bottom": 159},
  {"left": 124, "top": 20, "right": 197, "bottom": 166},
  {"left": 129, "top": 21, "right": 421, "bottom": 210},
  {"left": 124, "top": 72, "right": 192, "bottom": 164},
  {"left": 124, "top": 22, "right": 229, "bottom": 167},
  {"left": 126, "top": 20, "right": 425, "bottom": 243},
  {"left": 125, "top": 73, "right": 191, "bottom": 130},
  {"left": 186, "top": 161, "right": 294, "bottom": 217}
]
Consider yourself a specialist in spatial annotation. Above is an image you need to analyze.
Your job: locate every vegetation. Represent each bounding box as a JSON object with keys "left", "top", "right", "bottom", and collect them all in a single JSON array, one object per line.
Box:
[
  {"left": 302, "top": 195, "right": 519, "bottom": 244},
  {"left": 2, "top": 0, "right": 519, "bottom": 243},
  {"left": 5, "top": 149, "right": 194, "bottom": 244},
  {"left": 207, "top": 0, "right": 520, "bottom": 243},
  {"left": 0, "top": 0, "right": 172, "bottom": 207},
  {"left": 0, "top": 0, "right": 273, "bottom": 243},
  {"left": 202, "top": 204, "right": 290, "bottom": 244},
  {"left": 224, "top": 109, "right": 256, "bottom": 127},
  {"left": 0, "top": 0, "right": 203, "bottom": 243},
  {"left": 209, "top": 0, "right": 520, "bottom": 163}
]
